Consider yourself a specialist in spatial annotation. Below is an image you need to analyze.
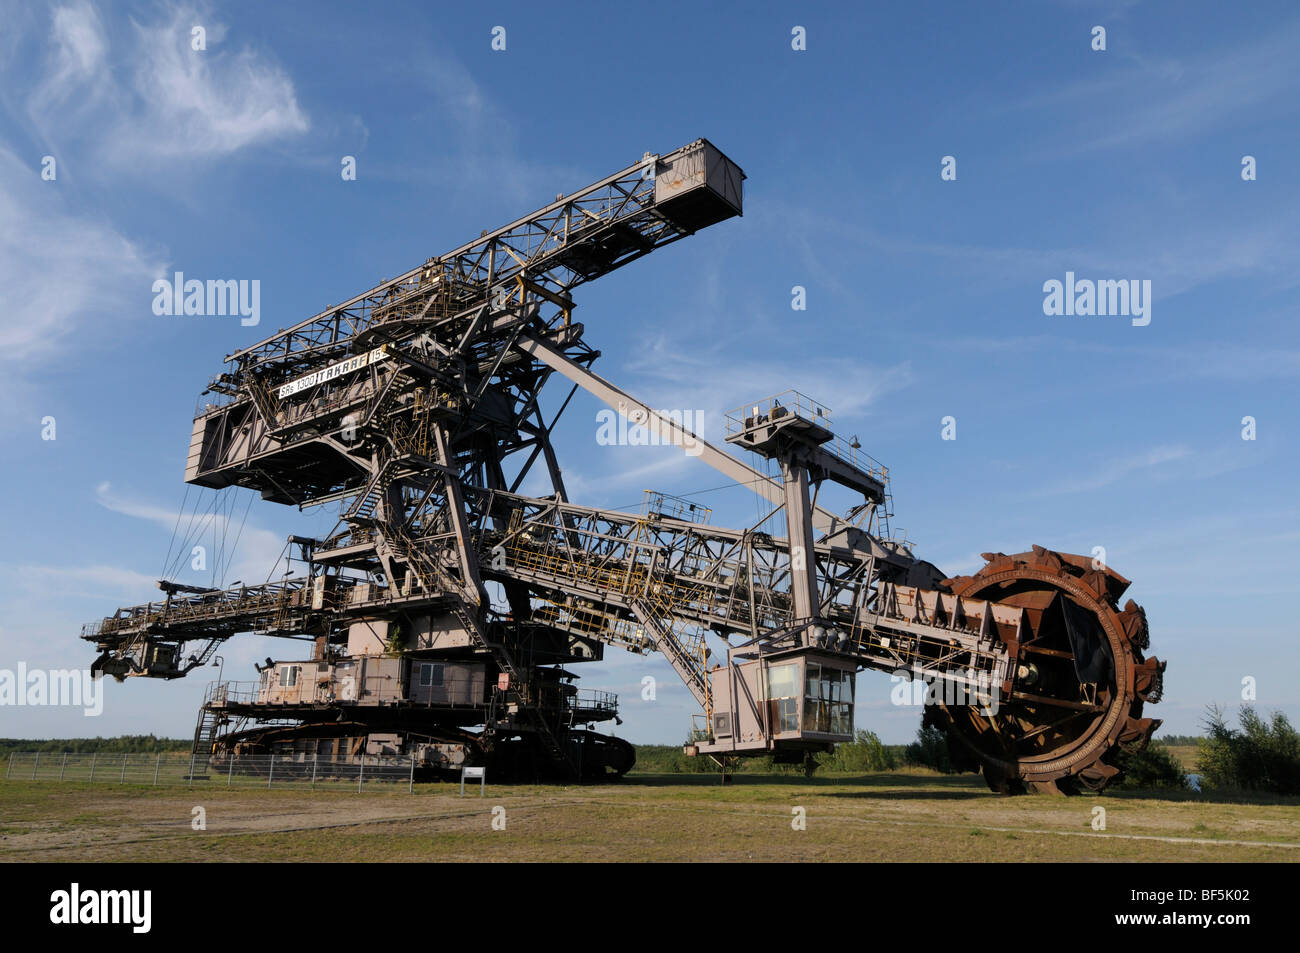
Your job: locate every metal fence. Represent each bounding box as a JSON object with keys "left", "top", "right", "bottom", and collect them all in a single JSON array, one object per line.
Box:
[{"left": 1, "top": 751, "right": 428, "bottom": 793}]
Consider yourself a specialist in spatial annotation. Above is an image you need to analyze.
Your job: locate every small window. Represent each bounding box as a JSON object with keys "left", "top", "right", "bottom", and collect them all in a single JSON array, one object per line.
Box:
[
  {"left": 766, "top": 662, "right": 799, "bottom": 698},
  {"left": 419, "top": 663, "right": 444, "bottom": 688},
  {"left": 278, "top": 666, "right": 299, "bottom": 687},
  {"left": 776, "top": 697, "right": 799, "bottom": 732},
  {"left": 800, "top": 666, "right": 855, "bottom": 735}
]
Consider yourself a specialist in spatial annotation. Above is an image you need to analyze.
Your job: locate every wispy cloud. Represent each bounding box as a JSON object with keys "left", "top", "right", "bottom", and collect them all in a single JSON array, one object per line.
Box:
[
  {"left": 0, "top": 147, "right": 162, "bottom": 370},
  {"left": 117, "top": 4, "right": 307, "bottom": 160},
  {"left": 95, "top": 481, "right": 288, "bottom": 587},
  {"left": 622, "top": 334, "right": 914, "bottom": 427},
  {"left": 0, "top": 1, "right": 312, "bottom": 409},
  {"left": 930, "top": 336, "right": 1300, "bottom": 386},
  {"left": 361, "top": 49, "right": 581, "bottom": 204},
  {"left": 1012, "top": 19, "right": 1300, "bottom": 155},
  {"left": 21, "top": 1, "right": 308, "bottom": 167},
  {"left": 28, "top": 0, "right": 109, "bottom": 117},
  {"left": 94, "top": 481, "right": 182, "bottom": 528},
  {"left": 1037, "top": 444, "right": 1191, "bottom": 496},
  {"left": 12, "top": 562, "right": 156, "bottom": 595},
  {"left": 761, "top": 197, "right": 1300, "bottom": 307}
]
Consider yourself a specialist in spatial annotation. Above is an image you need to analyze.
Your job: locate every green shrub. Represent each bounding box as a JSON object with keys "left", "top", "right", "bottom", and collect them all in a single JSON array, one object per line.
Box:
[
  {"left": 816, "top": 730, "right": 896, "bottom": 773},
  {"left": 1111, "top": 740, "right": 1188, "bottom": 790},
  {"left": 903, "top": 725, "right": 956, "bottom": 773},
  {"left": 630, "top": 744, "right": 713, "bottom": 773},
  {"left": 1198, "top": 705, "right": 1300, "bottom": 795},
  {"left": 0, "top": 735, "right": 190, "bottom": 755}
]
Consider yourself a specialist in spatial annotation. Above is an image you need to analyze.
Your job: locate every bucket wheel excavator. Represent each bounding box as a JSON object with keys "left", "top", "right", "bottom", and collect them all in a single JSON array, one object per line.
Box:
[
  {"left": 927, "top": 548, "right": 1163, "bottom": 793},
  {"left": 80, "top": 139, "right": 1164, "bottom": 792}
]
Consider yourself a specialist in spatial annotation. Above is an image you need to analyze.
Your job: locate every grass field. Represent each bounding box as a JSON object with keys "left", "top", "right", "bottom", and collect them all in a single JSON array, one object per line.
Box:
[
  {"left": 1164, "top": 746, "right": 1199, "bottom": 771},
  {"left": 2, "top": 769, "right": 1297, "bottom": 862}
]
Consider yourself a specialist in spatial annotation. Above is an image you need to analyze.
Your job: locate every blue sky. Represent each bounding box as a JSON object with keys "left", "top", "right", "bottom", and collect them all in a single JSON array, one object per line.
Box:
[{"left": 0, "top": 0, "right": 1296, "bottom": 745}]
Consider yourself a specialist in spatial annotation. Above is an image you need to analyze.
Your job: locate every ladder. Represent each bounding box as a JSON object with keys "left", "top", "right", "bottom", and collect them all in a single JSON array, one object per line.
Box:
[
  {"left": 451, "top": 601, "right": 576, "bottom": 778},
  {"left": 190, "top": 705, "right": 225, "bottom": 762},
  {"left": 387, "top": 530, "right": 444, "bottom": 593},
  {"left": 631, "top": 596, "right": 710, "bottom": 709},
  {"left": 347, "top": 458, "right": 402, "bottom": 520},
  {"left": 186, "top": 637, "right": 224, "bottom": 671},
  {"left": 365, "top": 367, "right": 408, "bottom": 426},
  {"left": 242, "top": 371, "right": 281, "bottom": 430}
]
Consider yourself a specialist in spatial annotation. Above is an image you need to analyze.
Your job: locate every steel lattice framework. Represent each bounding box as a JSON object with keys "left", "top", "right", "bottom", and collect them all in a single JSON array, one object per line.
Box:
[{"left": 82, "top": 139, "right": 1163, "bottom": 791}]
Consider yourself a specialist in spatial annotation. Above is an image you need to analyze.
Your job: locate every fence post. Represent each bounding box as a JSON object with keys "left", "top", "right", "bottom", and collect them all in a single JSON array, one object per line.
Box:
[
  {"left": 60, "top": 753, "right": 67, "bottom": 781},
  {"left": 187, "top": 750, "right": 196, "bottom": 788},
  {"left": 227, "top": 754, "right": 234, "bottom": 787},
  {"left": 408, "top": 756, "right": 415, "bottom": 794},
  {"left": 267, "top": 755, "right": 274, "bottom": 790},
  {"left": 120, "top": 753, "right": 128, "bottom": 783},
  {"left": 357, "top": 754, "right": 365, "bottom": 794},
  {"left": 311, "top": 752, "right": 318, "bottom": 790},
  {"left": 32, "top": 751, "right": 40, "bottom": 780},
  {"left": 4, "top": 752, "right": 12, "bottom": 780},
  {"left": 154, "top": 753, "right": 161, "bottom": 786},
  {"left": 89, "top": 752, "right": 97, "bottom": 783}
]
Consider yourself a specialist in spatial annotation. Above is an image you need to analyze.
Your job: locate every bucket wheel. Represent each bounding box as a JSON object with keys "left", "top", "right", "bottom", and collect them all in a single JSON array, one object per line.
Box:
[{"left": 926, "top": 545, "right": 1164, "bottom": 794}]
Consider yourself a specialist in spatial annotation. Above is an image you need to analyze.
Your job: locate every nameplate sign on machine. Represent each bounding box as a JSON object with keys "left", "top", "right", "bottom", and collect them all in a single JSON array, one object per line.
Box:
[{"left": 276, "top": 346, "right": 390, "bottom": 400}]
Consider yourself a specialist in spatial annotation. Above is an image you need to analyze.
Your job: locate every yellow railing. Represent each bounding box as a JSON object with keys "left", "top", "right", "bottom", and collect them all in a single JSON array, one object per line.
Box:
[
  {"left": 506, "top": 541, "right": 649, "bottom": 596},
  {"left": 531, "top": 602, "right": 650, "bottom": 652}
]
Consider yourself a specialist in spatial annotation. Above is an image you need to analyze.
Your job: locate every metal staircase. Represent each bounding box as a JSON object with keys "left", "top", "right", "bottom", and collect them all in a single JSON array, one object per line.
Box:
[
  {"left": 449, "top": 601, "right": 576, "bottom": 777},
  {"left": 346, "top": 457, "right": 402, "bottom": 521},
  {"left": 365, "top": 366, "right": 408, "bottom": 426},
  {"left": 242, "top": 371, "right": 281, "bottom": 431},
  {"left": 190, "top": 704, "right": 226, "bottom": 763}
]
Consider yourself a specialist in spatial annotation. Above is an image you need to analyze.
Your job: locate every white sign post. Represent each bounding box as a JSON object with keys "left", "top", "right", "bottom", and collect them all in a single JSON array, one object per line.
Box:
[{"left": 460, "top": 765, "right": 486, "bottom": 797}]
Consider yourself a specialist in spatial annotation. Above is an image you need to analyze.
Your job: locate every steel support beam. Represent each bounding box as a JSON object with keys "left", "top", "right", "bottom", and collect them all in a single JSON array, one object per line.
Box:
[{"left": 515, "top": 333, "right": 848, "bottom": 537}]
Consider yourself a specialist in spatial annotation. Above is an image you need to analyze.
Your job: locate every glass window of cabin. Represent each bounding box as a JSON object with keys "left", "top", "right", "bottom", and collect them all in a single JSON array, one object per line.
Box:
[
  {"left": 801, "top": 665, "right": 856, "bottom": 735},
  {"left": 805, "top": 662, "right": 820, "bottom": 700},
  {"left": 766, "top": 662, "right": 801, "bottom": 732},
  {"left": 803, "top": 676, "right": 825, "bottom": 732},
  {"left": 776, "top": 697, "right": 799, "bottom": 732},
  {"left": 803, "top": 662, "right": 829, "bottom": 733},
  {"left": 767, "top": 662, "right": 798, "bottom": 699},
  {"left": 420, "top": 663, "right": 444, "bottom": 688},
  {"left": 831, "top": 671, "right": 855, "bottom": 733}
]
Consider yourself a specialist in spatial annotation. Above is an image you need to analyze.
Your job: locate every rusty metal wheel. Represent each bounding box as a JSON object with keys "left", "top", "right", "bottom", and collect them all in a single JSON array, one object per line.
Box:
[{"left": 926, "top": 546, "right": 1164, "bottom": 795}]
